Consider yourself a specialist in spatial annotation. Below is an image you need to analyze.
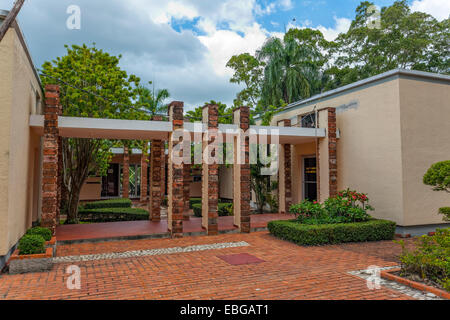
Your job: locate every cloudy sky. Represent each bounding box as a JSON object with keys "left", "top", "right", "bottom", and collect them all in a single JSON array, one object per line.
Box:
[{"left": 1, "top": 0, "right": 448, "bottom": 111}]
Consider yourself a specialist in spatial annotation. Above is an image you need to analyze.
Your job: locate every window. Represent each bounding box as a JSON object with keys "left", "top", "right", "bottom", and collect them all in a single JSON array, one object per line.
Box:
[{"left": 300, "top": 113, "right": 316, "bottom": 128}]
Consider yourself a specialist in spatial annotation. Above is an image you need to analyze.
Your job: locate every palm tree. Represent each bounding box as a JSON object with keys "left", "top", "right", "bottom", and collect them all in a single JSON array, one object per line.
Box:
[
  {"left": 257, "top": 35, "right": 322, "bottom": 107},
  {"left": 136, "top": 82, "right": 170, "bottom": 116}
]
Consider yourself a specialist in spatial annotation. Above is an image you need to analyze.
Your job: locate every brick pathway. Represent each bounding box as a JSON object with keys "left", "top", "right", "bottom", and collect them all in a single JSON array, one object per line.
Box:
[{"left": 0, "top": 232, "right": 416, "bottom": 300}]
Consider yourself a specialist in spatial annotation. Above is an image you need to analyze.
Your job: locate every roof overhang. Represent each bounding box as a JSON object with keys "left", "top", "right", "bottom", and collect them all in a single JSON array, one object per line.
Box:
[{"left": 30, "top": 115, "right": 326, "bottom": 144}]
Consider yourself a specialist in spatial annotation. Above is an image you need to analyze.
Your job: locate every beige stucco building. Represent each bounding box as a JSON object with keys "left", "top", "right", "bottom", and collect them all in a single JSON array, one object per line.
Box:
[
  {"left": 0, "top": 11, "right": 43, "bottom": 267},
  {"left": 0, "top": 10, "right": 449, "bottom": 269},
  {"left": 266, "top": 69, "right": 450, "bottom": 232}
]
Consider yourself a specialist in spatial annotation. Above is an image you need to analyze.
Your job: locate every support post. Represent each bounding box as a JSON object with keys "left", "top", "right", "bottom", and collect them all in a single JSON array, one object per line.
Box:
[
  {"left": 149, "top": 116, "right": 163, "bottom": 222},
  {"left": 167, "top": 102, "right": 184, "bottom": 238},
  {"left": 183, "top": 163, "right": 191, "bottom": 220},
  {"left": 318, "top": 108, "right": 337, "bottom": 201},
  {"left": 122, "top": 146, "right": 130, "bottom": 198},
  {"left": 202, "top": 104, "right": 219, "bottom": 235},
  {"left": 41, "top": 84, "right": 61, "bottom": 235},
  {"left": 233, "top": 106, "right": 251, "bottom": 233},
  {"left": 278, "top": 119, "right": 292, "bottom": 213},
  {"left": 140, "top": 143, "right": 148, "bottom": 203}
]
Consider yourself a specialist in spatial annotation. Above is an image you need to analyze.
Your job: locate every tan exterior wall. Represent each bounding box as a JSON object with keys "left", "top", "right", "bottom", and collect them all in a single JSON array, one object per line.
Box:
[
  {"left": 398, "top": 78, "right": 450, "bottom": 226},
  {"left": 0, "top": 27, "right": 43, "bottom": 255},
  {"left": 272, "top": 77, "right": 405, "bottom": 224},
  {"left": 219, "top": 166, "right": 233, "bottom": 199},
  {"left": 79, "top": 177, "right": 102, "bottom": 200}
]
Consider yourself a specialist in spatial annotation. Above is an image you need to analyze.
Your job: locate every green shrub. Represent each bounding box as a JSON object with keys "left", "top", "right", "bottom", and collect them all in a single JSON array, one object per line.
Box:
[
  {"left": 18, "top": 234, "right": 46, "bottom": 255},
  {"left": 423, "top": 160, "right": 450, "bottom": 192},
  {"left": 192, "top": 202, "right": 233, "bottom": 217},
  {"left": 439, "top": 207, "right": 450, "bottom": 221},
  {"left": 83, "top": 198, "right": 132, "bottom": 210},
  {"left": 289, "top": 188, "right": 374, "bottom": 224},
  {"left": 398, "top": 228, "right": 450, "bottom": 292},
  {"left": 189, "top": 198, "right": 202, "bottom": 209},
  {"left": 78, "top": 207, "right": 149, "bottom": 222},
  {"left": 25, "top": 227, "right": 52, "bottom": 241},
  {"left": 192, "top": 203, "right": 202, "bottom": 217},
  {"left": 268, "top": 219, "right": 396, "bottom": 246}
]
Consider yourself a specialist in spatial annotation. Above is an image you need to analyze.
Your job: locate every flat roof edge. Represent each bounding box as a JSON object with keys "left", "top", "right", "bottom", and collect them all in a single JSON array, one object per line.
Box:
[{"left": 256, "top": 69, "right": 450, "bottom": 119}]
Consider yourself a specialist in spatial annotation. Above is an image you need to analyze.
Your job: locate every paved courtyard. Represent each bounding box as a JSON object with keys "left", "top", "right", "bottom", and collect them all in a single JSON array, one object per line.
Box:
[{"left": 0, "top": 232, "right": 417, "bottom": 300}]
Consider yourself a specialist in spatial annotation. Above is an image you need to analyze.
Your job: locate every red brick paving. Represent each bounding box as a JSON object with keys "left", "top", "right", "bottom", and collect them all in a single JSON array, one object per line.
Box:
[
  {"left": 0, "top": 232, "right": 416, "bottom": 300},
  {"left": 56, "top": 214, "right": 295, "bottom": 242}
]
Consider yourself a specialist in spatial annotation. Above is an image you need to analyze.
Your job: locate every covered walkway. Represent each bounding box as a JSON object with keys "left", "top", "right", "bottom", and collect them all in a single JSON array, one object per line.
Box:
[
  {"left": 55, "top": 214, "right": 294, "bottom": 243},
  {"left": 33, "top": 84, "right": 337, "bottom": 240}
]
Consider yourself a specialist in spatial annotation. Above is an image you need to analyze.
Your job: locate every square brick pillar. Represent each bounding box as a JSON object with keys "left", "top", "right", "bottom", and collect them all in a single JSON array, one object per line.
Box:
[
  {"left": 140, "top": 144, "right": 148, "bottom": 203},
  {"left": 122, "top": 146, "right": 130, "bottom": 199},
  {"left": 328, "top": 108, "right": 338, "bottom": 198},
  {"left": 202, "top": 104, "right": 219, "bottom": 235},
  {"left": 41, "top": 85, "right": 61, "bottom": 235},
  {"left": 183, "top": 163, "right": 191, "bottom": 221},
  {"left": 233, "top": 106, "right": 251, "bottom": 233},
  {"left": 149, "top": 115, "right": 163, "bottom": 222},
  {"left": 318, "top": 108, "right": 337, "bottom": 201},
  {"left": 278, "top": 119, "right": 292, "bottom": 214},
  {"left": 167, "top": 102, "right": 184, "bottom": 238}
]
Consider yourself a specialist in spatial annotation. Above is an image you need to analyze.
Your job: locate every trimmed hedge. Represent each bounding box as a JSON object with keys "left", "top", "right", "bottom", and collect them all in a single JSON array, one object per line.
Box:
[
  {"left": 189, "top": 198, "right": 202, "bottom": 209},
  {"left": 25, "top": 227, "right": 52, "bottom": 241},
  {"left": 192, "top": 203, "right": 233, "bottom": 217},
  {"left": 192, "top": 203, "right": 202, "bottom": 217},
  {"left": 83, "top": 198, "right": 132, "bottom": 210},
  {"left": 78, "top": 207, "right": 149, "bottom": 222},
  {"left": 268, "top": 219, "right": 396, "bottom": 246},
  {"left": 18, "top": 234, "right": 46, "bottom": 255}
]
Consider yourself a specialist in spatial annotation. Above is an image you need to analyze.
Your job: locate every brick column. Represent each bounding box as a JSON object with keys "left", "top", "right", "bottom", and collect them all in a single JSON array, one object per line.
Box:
[
  {"left": 318, "top": 108, "right": 338, "bottom": 201},
  {"left": 183, "top": 163, "right": 191, "bottom": 221},
  {"left": 202, "top": 104, "right": 219, "bottom": 235},
  {"left": 41, "top": 85, "right": 61, "bottom": 235},
  {"left": 167, "top": 102, "right": 184, "bottom": 238},
  {"left": 140, "top": 143, "right": 148, "bottom": 203},
  {"left": 278, "top": 119, "right": 292, "bottom": 213},
  {"left": 328, "top": 108, "right": 338, "bottom": 198},
  {"left": 122, "top": 146, "right": 130, "bottom": 198},
  {"left": 149, "top": 116, "right": 163, "bottom": 222},
  {"left": 56, "top": 106, "right": 63, "bottom": 224},
  {"left": 233, "top": 107, "right": 251, "bottom": 233}
]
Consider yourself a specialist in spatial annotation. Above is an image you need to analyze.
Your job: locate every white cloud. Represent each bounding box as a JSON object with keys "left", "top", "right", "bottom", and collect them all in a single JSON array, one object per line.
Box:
[
  {"left": 198, "top": 23, "right": 269, "bottom": 77},
  {"left": 316, "top": 17, "right": 351, "bottom": 41},
  {"left": 278, "top": 0, "right": 294, "bottom": 11},
  {"left": 411, "top": 0, "right": 450, "bottom": 21}
]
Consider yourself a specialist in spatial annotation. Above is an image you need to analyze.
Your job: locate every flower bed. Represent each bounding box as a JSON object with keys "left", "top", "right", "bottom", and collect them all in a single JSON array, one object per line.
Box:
[
  {"left": 397, "top": 228, "right": 449, "bottom": 293},
  {"left": 269, "top": 189, "right": 396, "bottom": 245},
  {"left": 8, "top": 227, "right": 55, "bottom": 274},
  {"left": 381, "top": 268, "right": 450, "bottom": 299},
  {"left": 268, "top": 219, "right": 396, "bottom": 246}
]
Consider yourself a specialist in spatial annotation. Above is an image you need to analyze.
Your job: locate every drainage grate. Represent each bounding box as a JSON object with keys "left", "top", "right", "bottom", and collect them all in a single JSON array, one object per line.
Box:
[{"left": 217, "top": 253, "right": 265, "bottom": 266}]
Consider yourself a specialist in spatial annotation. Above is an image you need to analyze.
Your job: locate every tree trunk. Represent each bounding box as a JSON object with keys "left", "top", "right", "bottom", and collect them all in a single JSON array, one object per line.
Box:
[{"left": 66, "top": 184, "right": 81, "bottom": 224}]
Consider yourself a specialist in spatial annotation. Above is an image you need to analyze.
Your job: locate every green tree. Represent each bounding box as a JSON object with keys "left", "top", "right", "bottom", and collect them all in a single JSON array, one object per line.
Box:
[
  {"left": 226, "top": 53, "right": 264, "bottom": 108},
  {"left": 256, "top": 29, "right": 325, "bottom": 107},
  {"left": 136, "top": 82, "right": 170, "bottom": 116},
  {"left": 328, "top": 0, "right": 449, "bottom": 88},
  {"left": 41, "top": 44, "right": 143, "bottom": 223}
]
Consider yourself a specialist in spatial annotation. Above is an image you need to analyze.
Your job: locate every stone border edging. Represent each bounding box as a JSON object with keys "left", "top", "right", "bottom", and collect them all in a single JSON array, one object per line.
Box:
[
  {"left": 53, "top": 241, "right": 250, "bottom": 264},
  {"left": 381, "top": 268, "right": 449, "bottom": 299}
]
